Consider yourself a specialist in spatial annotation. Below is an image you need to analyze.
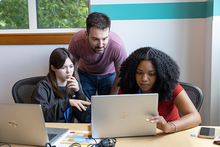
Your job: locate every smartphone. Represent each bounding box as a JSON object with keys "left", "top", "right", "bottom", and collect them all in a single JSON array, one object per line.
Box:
[{"left": 198, "top": 127, "right": 215, "bottom": 139}]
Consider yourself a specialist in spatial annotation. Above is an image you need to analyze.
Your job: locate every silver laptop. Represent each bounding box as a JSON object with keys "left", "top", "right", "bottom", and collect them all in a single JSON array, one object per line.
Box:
[
  {"left": 0, "top": 103, "right": 68, "bottom": 146},
  {"left": 91, "top": 93, "right": 158, "bottom": 138}
]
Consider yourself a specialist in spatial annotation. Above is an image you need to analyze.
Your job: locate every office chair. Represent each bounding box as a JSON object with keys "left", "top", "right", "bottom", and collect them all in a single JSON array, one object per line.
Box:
[
  {"left": 12, "top": 76, "right": 46, "bottom": 103},
  {"left": 179, "top": 82, "right": 203, "bottom": 116}
]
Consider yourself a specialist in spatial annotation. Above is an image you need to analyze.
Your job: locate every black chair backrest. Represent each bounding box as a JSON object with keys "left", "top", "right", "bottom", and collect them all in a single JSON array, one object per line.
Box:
[
  {"left": 179, "top": 82, "right": 203, "bottom": 112},
  {"left": 12, "top": 76, "right": 46, "bottom": 103}
]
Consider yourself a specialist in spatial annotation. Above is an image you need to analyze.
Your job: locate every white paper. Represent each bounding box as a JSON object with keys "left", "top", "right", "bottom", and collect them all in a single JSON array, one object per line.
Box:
[{"left": 53, "top": 130, "right": 100, "bottom": 147}]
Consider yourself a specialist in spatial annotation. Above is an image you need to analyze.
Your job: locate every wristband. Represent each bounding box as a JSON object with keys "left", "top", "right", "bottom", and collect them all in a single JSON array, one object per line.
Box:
[{"left": 169, "top": 121, "right": 177, "bottom": 133}]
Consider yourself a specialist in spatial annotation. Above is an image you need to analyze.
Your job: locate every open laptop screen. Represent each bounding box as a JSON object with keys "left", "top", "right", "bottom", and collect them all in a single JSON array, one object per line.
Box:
[
  {"left": 91, "top": 93, "right": 158, "bottom": 138},
  {"left": 0, "top": 103, "right": 68, "bottom": 146}
]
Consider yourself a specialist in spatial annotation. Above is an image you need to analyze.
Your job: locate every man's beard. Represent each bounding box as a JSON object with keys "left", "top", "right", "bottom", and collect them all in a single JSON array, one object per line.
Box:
[{"left": 92, "top": 46, "right": 106, "bottom": 54}]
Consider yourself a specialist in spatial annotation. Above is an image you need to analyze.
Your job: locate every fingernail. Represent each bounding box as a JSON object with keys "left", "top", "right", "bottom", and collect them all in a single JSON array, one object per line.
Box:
[
  {"left": 151, "top": 120, "right": 155, "bottom": 123},
  {"left": 146, "top": 119, "right": 149, "bottom": 121}
]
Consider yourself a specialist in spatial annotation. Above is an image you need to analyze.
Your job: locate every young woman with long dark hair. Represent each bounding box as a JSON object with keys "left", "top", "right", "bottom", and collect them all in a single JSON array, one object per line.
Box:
[{"left": 31, "top": 48, "right": 90, "bottom": 123}]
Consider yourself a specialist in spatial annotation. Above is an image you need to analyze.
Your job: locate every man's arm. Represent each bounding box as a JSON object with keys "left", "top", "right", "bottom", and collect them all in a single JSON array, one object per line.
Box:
[{"left": 109, "top": 68, "right": 120, "bottom": 95}]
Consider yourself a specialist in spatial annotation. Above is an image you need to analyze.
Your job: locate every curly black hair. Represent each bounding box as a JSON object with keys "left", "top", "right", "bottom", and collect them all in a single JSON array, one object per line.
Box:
[{"left": 119, "top": 47, "right": 180, "bottom": 101}]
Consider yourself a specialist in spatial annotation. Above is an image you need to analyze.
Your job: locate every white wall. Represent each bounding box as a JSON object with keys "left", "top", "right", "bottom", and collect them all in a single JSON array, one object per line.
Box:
[
  {"left": 203, "top": 16, "right": 212, "bottom": 125},
  {"left": 111, "top": 19, "right": 205, "bottom": 88}
]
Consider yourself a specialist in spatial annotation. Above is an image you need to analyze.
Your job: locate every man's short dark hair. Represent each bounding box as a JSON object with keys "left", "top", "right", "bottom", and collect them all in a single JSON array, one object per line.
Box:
[{"left": 86, "top": 12, "right": 111, "bottom": 34}]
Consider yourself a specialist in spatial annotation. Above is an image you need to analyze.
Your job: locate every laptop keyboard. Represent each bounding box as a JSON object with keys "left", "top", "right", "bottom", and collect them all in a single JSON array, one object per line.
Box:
[{"left": 48, "top": 133, "right": 58, "bottom": 141}]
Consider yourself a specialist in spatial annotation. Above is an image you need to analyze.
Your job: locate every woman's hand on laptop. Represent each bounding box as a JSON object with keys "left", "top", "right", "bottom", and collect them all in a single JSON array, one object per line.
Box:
[
  {"left": 69, "top": 99, "right": 91, "bottom": 111},
  {"left": 146, "top": 115, "right": 175, "bottom": 133}
]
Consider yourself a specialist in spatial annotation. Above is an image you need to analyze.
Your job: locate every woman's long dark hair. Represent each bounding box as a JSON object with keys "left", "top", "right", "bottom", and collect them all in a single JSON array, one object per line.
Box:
[
  {"left": 47, "top": 47, "right": 75, "bottom": 100},
  {"left": 119, "top": 47, "right": 180, "bottom": 101}
]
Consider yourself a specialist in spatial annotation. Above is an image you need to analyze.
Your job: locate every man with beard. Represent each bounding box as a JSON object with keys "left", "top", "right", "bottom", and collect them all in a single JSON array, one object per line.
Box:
[{"left": 68, "top": 12, "right": 127, "bottom": 121}]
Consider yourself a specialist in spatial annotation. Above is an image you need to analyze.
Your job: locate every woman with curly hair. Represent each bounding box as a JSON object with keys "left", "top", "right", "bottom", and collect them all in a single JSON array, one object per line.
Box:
[{"left": 118, "top": 47, "right": 201, "bottom": 133}]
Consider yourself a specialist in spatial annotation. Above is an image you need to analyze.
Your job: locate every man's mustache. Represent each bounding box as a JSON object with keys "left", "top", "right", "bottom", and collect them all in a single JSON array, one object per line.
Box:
[{"left": 95, "top": 46, "right": 104, "bottom": 49}]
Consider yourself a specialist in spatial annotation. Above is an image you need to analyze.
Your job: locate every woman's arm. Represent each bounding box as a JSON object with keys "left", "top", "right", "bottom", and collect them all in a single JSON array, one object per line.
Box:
[
  {"left": 172, "top": 90, "right": 202, "bottom": 131},
  {"left": 146, "top": 90, "right": 201, "bottom": 133},
  {"left": 68, "top": 79, "right": 91, "bottom": 122},
  {"left": 68, "top": 78, "right": 91, "bottom": 109},
  {"left": 31, "top": 81, "right": 71, "bottom": 122}
]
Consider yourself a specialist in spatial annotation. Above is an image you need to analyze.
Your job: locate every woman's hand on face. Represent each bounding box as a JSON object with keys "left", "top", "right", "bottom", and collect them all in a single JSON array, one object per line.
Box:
[
  {"left": 67, "top": 76, "right": 79, "bottom": 92},
  {"left": 69, "top": 99, "right": 91, "bottom": 111},
  {"left": 146, "top": 115, "right": 174, "bottom": 133}
]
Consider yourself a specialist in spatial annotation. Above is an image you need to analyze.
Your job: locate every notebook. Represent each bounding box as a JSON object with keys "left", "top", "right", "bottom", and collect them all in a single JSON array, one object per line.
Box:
[
  {"left": 0, "top": 103, "right": 69, "bottom": 146},
  {"left": 91, "top": 93, "right": 158, "bottom": 138}
]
